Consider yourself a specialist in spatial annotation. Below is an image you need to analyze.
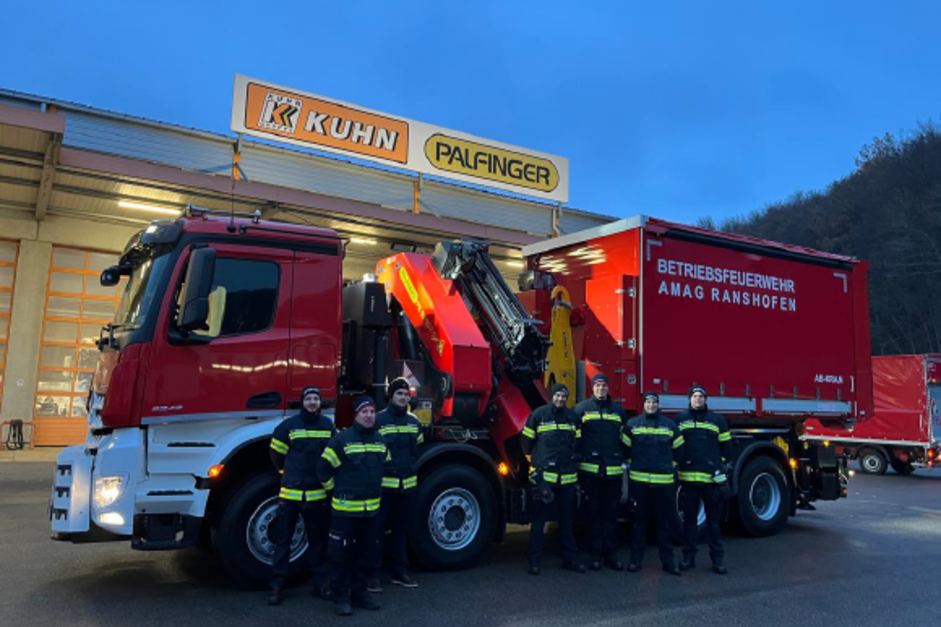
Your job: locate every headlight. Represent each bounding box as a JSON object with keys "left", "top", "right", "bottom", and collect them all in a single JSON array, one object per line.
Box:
[{"left": 94, "top": 475, "right": 126, "bottom": 508}]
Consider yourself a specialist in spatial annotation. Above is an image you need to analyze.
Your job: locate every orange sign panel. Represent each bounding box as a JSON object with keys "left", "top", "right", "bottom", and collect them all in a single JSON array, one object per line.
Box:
[{"left": 242, "top": 82, "right": 409, "bottom": 164}]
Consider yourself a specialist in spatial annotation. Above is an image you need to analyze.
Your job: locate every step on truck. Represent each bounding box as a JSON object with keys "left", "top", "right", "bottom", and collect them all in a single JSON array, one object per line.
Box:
[
  {"left": 520, "top": 216, "right": 873, "bottom": 536},
  {"left": 804, "top": 354, "right": 940, "bottom": 475},
  {"left": 50, "top": 210, "right": 872, "bottom": 586}
]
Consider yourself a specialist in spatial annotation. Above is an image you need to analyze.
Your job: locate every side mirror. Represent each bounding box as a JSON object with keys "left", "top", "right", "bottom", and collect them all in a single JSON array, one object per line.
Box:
[
  {"left": 175, "top": 247, "right": 216, "bottom": 334},
  {"left": 100, "top": 264, "right": 131, "bottom": 287}
]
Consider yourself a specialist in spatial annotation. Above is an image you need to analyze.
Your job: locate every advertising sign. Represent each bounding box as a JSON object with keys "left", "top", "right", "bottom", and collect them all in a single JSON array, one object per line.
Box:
[{"left": 231, "top": 75, "right": 568, "bottom": 203}]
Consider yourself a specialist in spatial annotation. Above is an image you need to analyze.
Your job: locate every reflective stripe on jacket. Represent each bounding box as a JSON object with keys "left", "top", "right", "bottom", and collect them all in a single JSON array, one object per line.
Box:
[
  {"left": 376, "top": 405, "right": 424, "bottom": 493},
  {"left": 574, "top": 397, "right": 627, "bottom": 479},
  {"left": 270, "top": 411, "right": 336, "bottom": 493},
  {"left": 317, "top": 423, "right": 388, "bottom": 517},
  {"left": 520, "top": 403, "right": 579, "bottom": 485},
  {"left": 675, "top": 408, "right": 732, "bottom": 483},
  {"left": 624, "top": 413, "right": 684, "bottom": 485}
]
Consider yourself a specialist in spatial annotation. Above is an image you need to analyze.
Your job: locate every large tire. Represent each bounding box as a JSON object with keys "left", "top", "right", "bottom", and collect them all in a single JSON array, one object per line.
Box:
[
  {"left": 733, "top": 456, "right": 788, "bottom": 537},
  {"left": 212, "top": 472, "right": 309, "bottom": 588},
  {"left": 858, "top": 448, "right": 888, "bottom": 475},
  {"left": 410, "top": 465, "right": 497, "bottom": 570}
]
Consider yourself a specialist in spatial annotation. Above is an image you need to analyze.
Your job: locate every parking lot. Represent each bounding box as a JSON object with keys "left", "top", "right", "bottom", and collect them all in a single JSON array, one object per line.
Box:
[{"left": 1, "top": 461, "right": 939, "bottom": 627}]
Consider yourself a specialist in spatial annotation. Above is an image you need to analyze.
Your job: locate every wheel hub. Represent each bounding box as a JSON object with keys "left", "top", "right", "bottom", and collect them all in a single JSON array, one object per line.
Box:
[
  {"left": 429, "top": 488, "right": 481, "bottom": 551},
  {"left": 749, "top": 472, "right": 782, "bottom": 522},
  {"left": 246, "top": 496, "right": 308, "bottom": 565}
]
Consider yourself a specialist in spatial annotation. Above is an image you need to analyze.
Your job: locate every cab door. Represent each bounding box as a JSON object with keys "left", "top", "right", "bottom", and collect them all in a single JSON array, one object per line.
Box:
[
  {"left": 140, "top": 243, "right": 293, "bottom": 423},
  {"left": 287, "top": 249, "right": 342, "bottom": 408}
]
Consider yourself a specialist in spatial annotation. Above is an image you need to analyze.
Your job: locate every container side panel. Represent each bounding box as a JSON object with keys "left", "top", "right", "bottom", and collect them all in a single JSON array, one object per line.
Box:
[{"left": 641, "top": 234, "right": 856, "bottom": 413}]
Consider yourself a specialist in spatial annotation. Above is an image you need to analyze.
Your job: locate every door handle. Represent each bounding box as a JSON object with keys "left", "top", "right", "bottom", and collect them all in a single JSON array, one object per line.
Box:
[{"left": 246, "top": 391, "right": 282, "bottom": 409}]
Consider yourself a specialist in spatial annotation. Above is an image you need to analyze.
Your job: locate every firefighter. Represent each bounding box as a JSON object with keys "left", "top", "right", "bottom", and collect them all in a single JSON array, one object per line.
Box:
[
  {"left": 676, "top": 386, "right": 732, "bottom": 575},
  {"left": 267, "top": 386, "right": 336, "bottom": 606},
  {"left": 318, "top": 395, "right": 387, "bottom": 616},
  {"left": 371, "top": 377, "right": 423, "bottom": 591},
  {"left": 624, "top": 391, "right": 685, "bottom": 575},
  {"left": 574, "top": 373, "right": 627, "bottom": 571},
  {"left": 521, "top": 383, "right": 585, "bottom": 575}
]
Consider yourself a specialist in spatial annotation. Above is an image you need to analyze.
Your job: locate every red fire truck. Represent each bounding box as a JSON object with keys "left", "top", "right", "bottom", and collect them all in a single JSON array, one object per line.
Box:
[
  {"left": 50, "top": 210, "right": 871, "bottom": 586},
  {"left": 804, "top": 354, "right": 940, "bottom": 474}
]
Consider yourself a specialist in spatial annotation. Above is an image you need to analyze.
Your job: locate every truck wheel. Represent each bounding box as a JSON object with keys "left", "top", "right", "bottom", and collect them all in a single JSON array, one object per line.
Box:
[
  {"left": 213, "top": 472, "right": 308, "bottom": 588},
  {"left": 858, "top": 448, "right": 888, "bottom": 475},
  {"left": 734, "top": 456, "right": 788, "bottom": 537},
  {"left": 672, "top": 484, "right": 706, "bottom": 544},
  {"left": 889, "top": 459, "right": 915, "bottom": 475},
  {"left": 410, "top": 466, "right": 496, "bottom": 570}
]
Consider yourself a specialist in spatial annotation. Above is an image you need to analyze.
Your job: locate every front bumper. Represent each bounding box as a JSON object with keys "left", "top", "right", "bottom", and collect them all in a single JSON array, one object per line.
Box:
[{"left": 50, "top": 430, "right": 144, "bottom": 540}]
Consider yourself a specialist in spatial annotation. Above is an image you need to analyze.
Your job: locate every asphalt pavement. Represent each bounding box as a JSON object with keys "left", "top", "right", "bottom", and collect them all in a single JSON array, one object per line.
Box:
[{"left": 1, "top": 462, "right": 939, "bottom": 626}]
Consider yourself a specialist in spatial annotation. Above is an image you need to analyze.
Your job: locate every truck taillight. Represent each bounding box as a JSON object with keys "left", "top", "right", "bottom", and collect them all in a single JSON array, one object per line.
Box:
[
  {"left": 100, "top": 345, "right": 142, "bottom": 428},
  {"left": 929, "top": 449, "right": 936, "bottom": 460}
]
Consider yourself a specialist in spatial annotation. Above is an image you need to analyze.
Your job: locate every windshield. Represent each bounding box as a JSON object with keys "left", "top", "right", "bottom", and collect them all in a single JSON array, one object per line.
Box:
[{"left": 113, "top": 252, "right": 171, "bottom": 330}]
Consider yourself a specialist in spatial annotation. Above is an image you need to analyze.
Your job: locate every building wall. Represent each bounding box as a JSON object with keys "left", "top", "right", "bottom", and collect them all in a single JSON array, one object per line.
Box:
[{"left": 0, "top": 209, "right": 139, "bottom": 445}]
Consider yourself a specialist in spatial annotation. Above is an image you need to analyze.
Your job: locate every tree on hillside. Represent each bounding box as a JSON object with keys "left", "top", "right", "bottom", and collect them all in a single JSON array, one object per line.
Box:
[{"left": 701, "top": 125, "right": 941, "bottom": 355}]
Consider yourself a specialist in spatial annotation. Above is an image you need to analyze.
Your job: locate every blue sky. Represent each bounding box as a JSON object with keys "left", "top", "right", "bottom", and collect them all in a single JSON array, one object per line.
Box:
[{"left": 2, "top": 1, "right": 939, "bottom": 224}]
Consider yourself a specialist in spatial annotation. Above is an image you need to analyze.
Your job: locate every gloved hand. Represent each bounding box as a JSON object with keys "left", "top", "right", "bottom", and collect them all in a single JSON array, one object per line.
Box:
[
  {"left": 714, "top": 467, "right": 732, "bottom": 499},
  {"left": 530, "top": 470, "right": 555, "bottom": 504},
  {"left": 716, "top": 481, "right": 732, "bottom": 500}
]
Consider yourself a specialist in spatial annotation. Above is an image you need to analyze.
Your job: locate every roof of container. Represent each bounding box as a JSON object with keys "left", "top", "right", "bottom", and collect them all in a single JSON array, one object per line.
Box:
[{"left": 522, "top": 215, "right": 861, "bottom": 264}]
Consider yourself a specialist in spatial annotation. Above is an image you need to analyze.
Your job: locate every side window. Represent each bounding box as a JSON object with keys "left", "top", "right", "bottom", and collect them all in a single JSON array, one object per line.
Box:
[{"left": 190, "top": 258, "right": 279, "bottom": 338}]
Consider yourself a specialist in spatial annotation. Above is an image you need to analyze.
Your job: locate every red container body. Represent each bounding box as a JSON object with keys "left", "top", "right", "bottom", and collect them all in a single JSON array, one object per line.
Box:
[{"left": 525, "top": 217, "right": 874, "bottom": 422}]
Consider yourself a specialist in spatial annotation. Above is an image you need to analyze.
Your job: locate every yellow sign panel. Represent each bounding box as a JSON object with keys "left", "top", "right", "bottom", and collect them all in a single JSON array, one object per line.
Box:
[{"left": 424, "top": 134, "right": 559, "bottom": 193}]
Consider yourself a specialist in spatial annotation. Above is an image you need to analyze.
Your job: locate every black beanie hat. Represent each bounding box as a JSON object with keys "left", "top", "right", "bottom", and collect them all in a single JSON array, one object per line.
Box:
[
  {"left": 388, "top": 377, "right": 410, "bottom": 398},
  {"left": 353, "top": 395, "right": 376, "bottom": 415},
  {"left": 688, "top": 385, "right": 707, "bottom": 399},
  {"left": 591, "top": 373, "right": 609, "bottom": 386},
  {"left": 642, "top": 391, "right": 660, "bottom": 402},
  {"left": 301, "top": 386, "right": 322, "bottom": 402},
  {"left": 550, "top": 383, "right": 570, "bottom": 397}
]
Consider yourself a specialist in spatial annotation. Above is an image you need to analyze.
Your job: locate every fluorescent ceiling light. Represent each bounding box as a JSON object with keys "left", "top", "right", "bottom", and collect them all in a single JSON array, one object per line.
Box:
[
  {"left": 118, "top": 201, "right": 181, "bottom": 215},
  {"left": 350, "top": 237, "right": 378, "bottom": 245},
  {"left": 506, "top": 261, "right": 524, "bottom": 268}
]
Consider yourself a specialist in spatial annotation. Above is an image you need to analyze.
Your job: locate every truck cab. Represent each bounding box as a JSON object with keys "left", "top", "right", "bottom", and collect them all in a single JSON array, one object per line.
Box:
[{"left": 52, "top": 212, "right": 342, "bottom": 579}]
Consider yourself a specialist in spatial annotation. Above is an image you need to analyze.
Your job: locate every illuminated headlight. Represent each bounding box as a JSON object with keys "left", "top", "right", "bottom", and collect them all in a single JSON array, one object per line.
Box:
[
  {"left": 94, "top": 475, "right": 126, "bottom": 508},
  {"left": 98, "top": 512, "right": 125, "bottom": 526}
]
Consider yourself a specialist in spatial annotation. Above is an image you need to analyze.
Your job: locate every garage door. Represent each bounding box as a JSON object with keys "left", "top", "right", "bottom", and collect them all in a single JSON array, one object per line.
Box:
[
  {"left": 34, "top": 247, "right": 120, "bottom": 446},
  {"left": 0, "top": 240, "right": 17, "bottom": 416}
]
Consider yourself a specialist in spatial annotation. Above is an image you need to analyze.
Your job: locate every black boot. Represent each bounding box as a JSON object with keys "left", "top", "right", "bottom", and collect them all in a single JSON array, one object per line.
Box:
[
  {"left": 267, "top": 587, "right": 283, "bottom": 606},
  {"left": 680, "top": 557, "right": 695, "bottom": 571}
]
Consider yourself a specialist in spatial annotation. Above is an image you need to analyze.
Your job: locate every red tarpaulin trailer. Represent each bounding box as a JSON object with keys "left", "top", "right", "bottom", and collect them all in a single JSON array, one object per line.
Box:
[{"left": 805, "top": 354, "right": 941, "bottom": 474}]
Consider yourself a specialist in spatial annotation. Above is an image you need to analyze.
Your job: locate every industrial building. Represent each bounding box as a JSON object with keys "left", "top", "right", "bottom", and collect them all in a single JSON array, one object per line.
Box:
[{"left": 0, "top": 87, "right": 612, "bottom": 446}]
